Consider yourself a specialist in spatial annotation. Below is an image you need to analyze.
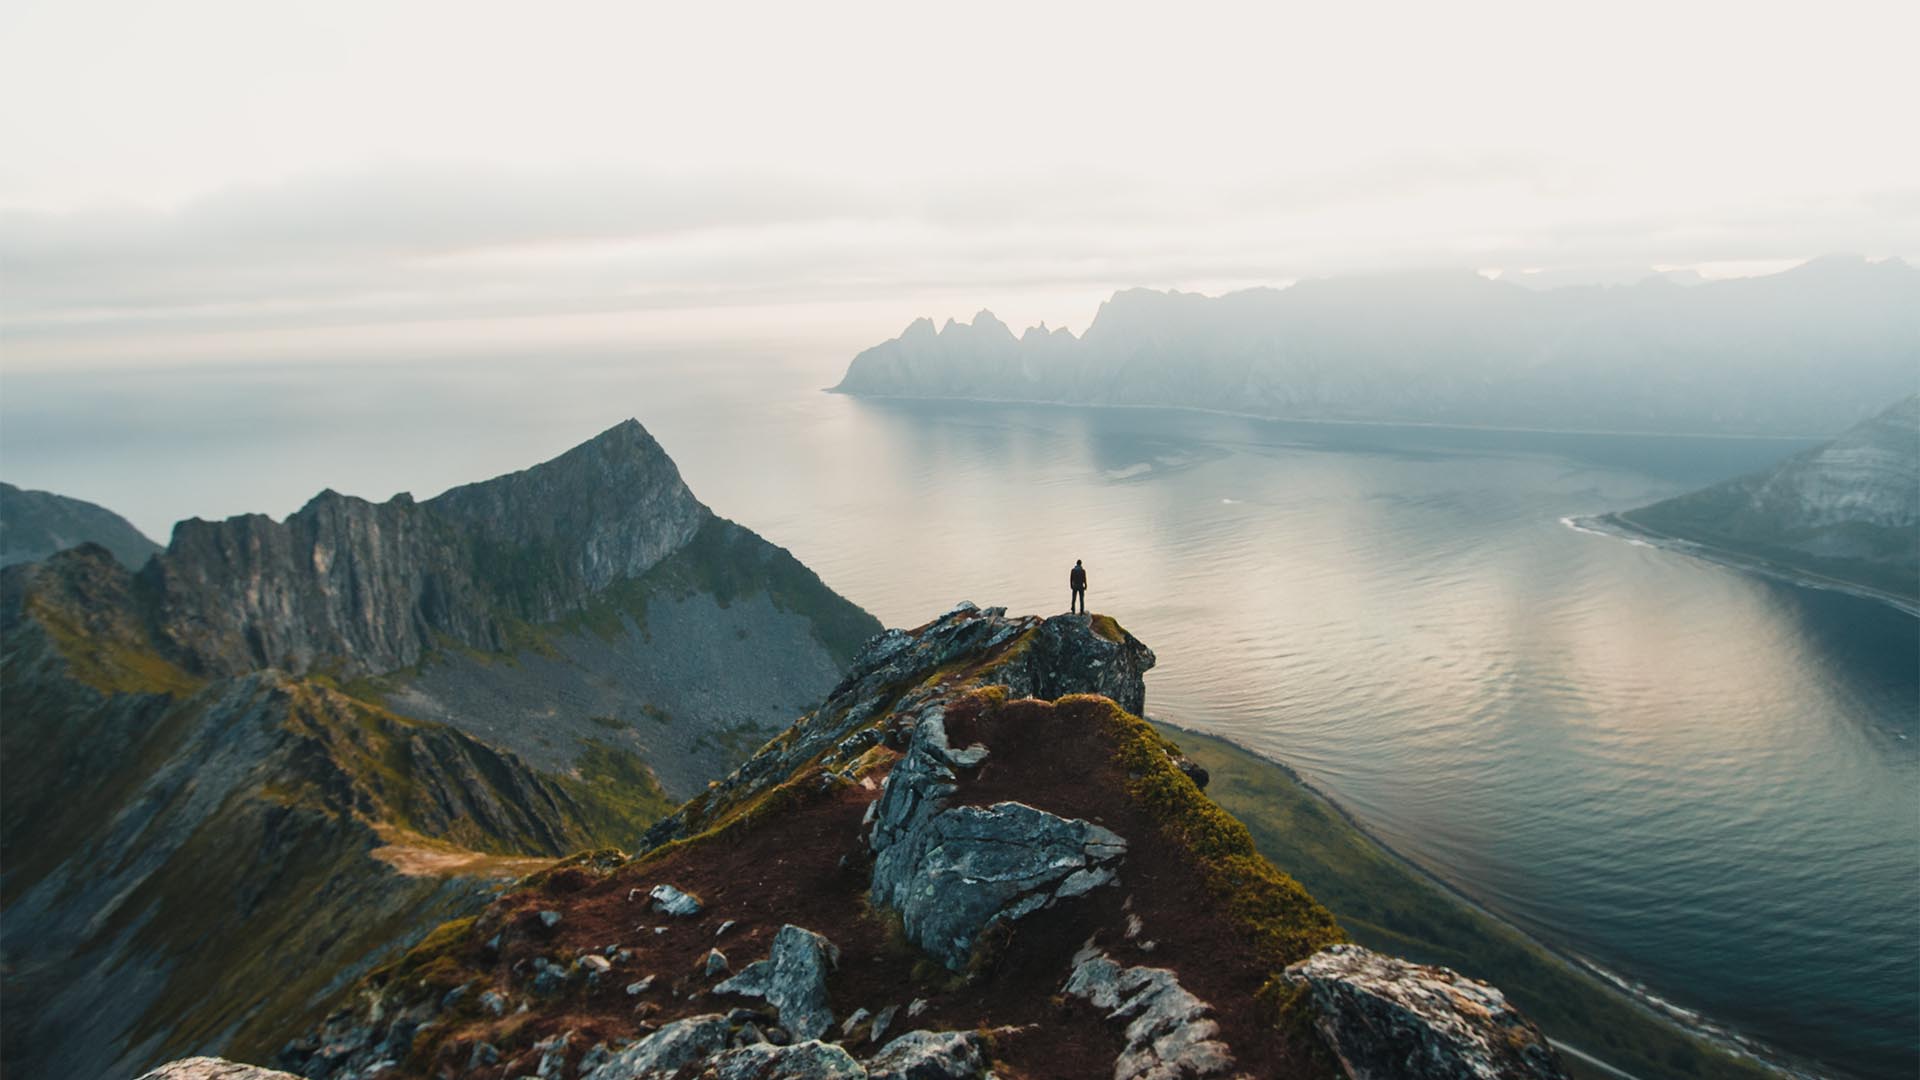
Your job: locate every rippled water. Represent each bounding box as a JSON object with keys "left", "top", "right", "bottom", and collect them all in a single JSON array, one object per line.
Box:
[{"left": 4, "top": 349, "right": 1915, "bottom": 1077}]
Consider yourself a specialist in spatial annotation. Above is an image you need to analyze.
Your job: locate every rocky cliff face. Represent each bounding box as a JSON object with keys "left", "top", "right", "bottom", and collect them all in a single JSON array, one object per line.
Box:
[
  {"left": 146, "top": 420, "right": 708, "bottom": 678},
  {"left": 0, "top": 480, "right": 163, "bottom": 570},
  {"left": 0, "top": 423, "right": 881, "bottom": 1079},
  {"left": 833, "top": 256, "right": 1920, "bottom": 437},
  {"left": 1618, "top": 393, "right": 1919, "bottom": 599},
  {"left": 214, "top": 605, "right": 1569, "bottom": 1080}
]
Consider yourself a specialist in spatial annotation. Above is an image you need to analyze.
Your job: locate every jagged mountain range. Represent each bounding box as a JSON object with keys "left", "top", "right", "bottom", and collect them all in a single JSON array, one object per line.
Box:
[
  {"left": 833, "top": 255, "right": 1920, "bottom": 437},
  {"left": 0, "top": 420, "right": 880, "bottom": 1079},
  {"left": 0, "top": 481, "right": 162, "bottom": 570},
  {"left": 1611, "top": 393, "right": 1920, "bottom": 601}
]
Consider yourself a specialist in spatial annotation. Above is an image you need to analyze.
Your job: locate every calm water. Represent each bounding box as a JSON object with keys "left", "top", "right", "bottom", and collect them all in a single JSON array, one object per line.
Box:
[{"left": 3, "top": 350, "right": 1916, "bottom": 1077}]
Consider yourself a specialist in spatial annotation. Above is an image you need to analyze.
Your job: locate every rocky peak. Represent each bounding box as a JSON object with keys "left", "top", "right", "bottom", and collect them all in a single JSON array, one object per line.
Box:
[
  {"left": 121, "top": 420, "right": 710, "bottom": 678},
  {"left": 426, "top": 419, "right": 705, "bottom": 599}
]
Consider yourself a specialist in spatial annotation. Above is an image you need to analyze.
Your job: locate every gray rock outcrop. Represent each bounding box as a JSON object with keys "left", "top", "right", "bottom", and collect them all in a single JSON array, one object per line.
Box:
[
  {"left": 1063, "top": 944, "right": 1239, "bottom": 1080},
  {"left": 705, "top": 1041, "right": 867, "bottom": 1079},
  {"left": 714, "top": 926, "right": 842, "bottom": 1041},
  {"left": 135, "top": 1059, "right": 304, "bottom": 1080},
  {"left": 864, "top": 1030, "right": 993, "bottom": 1080},
  {"left": 148, "top": 419, "right": 704, "bottom": 677},
  {"left": 1284, "top": 944, "right": 1572, "bottom": 1080},
  {"left": 582, "top": 1014, "right": 733, "bottom": 1080}
]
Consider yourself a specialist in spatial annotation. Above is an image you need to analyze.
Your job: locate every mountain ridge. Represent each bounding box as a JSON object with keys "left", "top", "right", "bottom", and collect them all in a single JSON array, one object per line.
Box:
[
  {"left": 0, "top": 481, "right": 163, "bottom": 570},
  {"left": 833, "top": 257, "right": 1919, "bottom": 437}
]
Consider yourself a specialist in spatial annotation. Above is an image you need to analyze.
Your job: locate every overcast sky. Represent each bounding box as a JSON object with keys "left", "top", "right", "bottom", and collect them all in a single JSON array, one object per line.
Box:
[{"left": 3, "top": 0, "right": 1916, "bottom": 369}]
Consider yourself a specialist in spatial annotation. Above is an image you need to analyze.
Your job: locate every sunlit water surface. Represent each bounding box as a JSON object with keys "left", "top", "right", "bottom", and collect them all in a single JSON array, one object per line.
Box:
[{"left": 4, "top": 349, "right": 1915, "bottom": 1077}]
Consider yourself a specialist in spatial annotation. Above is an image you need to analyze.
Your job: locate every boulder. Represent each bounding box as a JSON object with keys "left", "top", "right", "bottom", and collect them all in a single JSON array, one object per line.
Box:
[
  {"left": 872, "top": 790, "right": 1126, "bottom": 970},
  {"left": 714, "top": 925, "right": 842, "bottom": 1041},
  {"left": 650, "top": 884, "right": 703, "bottom": 916},
  {"left": 135, "top": 1060, "right": 303, "bottom": 1080},
  {"left": 864, "top": 1030, "right": 993, "bottom": 1080},
  {"left": 1063, "top": 944, "right": 1238, "bottom": 1080},
  {"left": 582, "top": 1014, "right": 732, "bottom": 1080},
  {"left": 704, "top": 1040, "right": 867, "bottom": 1079},
  {"left": 1284, "top": 944, "right": 1572, "bottom": 1080}
]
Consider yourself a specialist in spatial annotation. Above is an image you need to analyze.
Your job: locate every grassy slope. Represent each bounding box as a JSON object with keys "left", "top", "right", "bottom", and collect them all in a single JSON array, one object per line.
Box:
[{"left": 1155, "top": 721, "right": 1781, "bottom": 1080}]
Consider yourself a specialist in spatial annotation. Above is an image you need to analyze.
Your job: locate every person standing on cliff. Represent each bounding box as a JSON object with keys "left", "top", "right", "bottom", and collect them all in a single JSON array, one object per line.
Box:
[{"left": 1069, "top": 559, "right": 1088, "bottom": 614}]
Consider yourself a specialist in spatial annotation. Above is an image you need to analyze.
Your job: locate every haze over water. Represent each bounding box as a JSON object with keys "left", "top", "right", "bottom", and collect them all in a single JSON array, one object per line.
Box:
[{"left": 4, "top": 349, "right": 1915, "bottom": 1078}]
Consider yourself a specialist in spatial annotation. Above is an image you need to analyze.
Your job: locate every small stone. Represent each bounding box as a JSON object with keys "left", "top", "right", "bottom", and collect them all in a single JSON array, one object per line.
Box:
[
  {"left": 839, "top": 1008, "right": 872, "bottom": 1036},
  {"left": 440, "top": 982, "right": 472, "bottom": 1010},
  {"left": 716, "top": 920, "right": 737, "bottom": 937},
  {"left": 479, "top": 990, "right": 507, "bottom": 1016},
  {"left": 654, "top": 926, "right": 670, "bottom": 935},
  {"left": 906, "top": 998, "right": 929, "bottom": 1018},
  {"left": 625, "top": 975, "right": 655, "bottom": 996},
  {"left": 649, "top": 884, "right": 703, "bottom": 917},
  {"left": 467, "top": 1042, "right": 500, "bottom": 1070},
  {"left": 538, "top": 910, "right": 562, "bottom": 929},
  {"left": 869, "top": 1004, "right": 899, "bottom": 1044},
  {"left": 703, "top": 949, "right": 730, "bottom": 977}
]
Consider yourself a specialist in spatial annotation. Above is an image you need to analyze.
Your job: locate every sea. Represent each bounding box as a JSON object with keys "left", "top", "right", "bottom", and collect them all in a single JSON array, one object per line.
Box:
[{"left": 3, "top": 345, "right": 1914, "bottom": 1078}]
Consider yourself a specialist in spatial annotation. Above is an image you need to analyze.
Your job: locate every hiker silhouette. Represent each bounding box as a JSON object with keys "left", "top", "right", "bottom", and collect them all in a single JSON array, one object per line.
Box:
[{"left": 1069, "top": 559, "right": 1088, "bottom": 614}]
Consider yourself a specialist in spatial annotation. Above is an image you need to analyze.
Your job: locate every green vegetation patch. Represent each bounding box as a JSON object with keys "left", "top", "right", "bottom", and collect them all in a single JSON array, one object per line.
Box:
[
  {"left": 23, "top": 592, "right": 203, "bottom": 698},
  {"left": 553, "top": 739, "right": 679, "bottom": 843},
  {"left": 1080, "top": 696, "right": 1347, "bottom": 979}
]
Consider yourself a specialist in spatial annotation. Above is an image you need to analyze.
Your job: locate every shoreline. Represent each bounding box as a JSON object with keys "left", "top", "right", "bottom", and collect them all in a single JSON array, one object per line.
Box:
[
  {"left": 1566, "top": 514, "right": 1920, "bottom": 618},
  {"left": 826, "top": 387, "right": 1837, "bottom": 443},
  {"left": 1148, "top": 716, "right": 1825, "bottom": 1080}
]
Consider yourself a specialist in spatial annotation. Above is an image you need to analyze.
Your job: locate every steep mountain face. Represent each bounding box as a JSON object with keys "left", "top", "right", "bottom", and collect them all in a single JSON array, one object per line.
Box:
[
  {"left": 146, "top": 420, "right": 708, "bottom": 679},
  {"left": 1615, "top": 394, "right": 1919, "bottom": 600},
  {"left": 833, "top": 256, "right": 1920, "bottom": 436},
  {"left": 224, "top": 605, "right": 1572, "bottom": 1080},
  {"left": 0, "top": 422, "right": 881, "bottom": 1079},
  {"left": 0, "top": 480, "right": 163, "bottom": 569}
]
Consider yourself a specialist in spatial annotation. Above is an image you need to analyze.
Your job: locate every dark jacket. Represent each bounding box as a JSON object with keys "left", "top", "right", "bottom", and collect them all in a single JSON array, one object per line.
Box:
[{"left": 1070, "top": 566, "right": 1087, "bottom": 591}]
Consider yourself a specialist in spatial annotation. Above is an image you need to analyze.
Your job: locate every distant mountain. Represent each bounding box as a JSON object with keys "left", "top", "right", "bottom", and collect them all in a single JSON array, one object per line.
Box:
[
  {"left": 1612, "top": 394, "right": 1920, "bottom": 602},
  {"left": 0, "top": 420, "right": 880, "bottom": 1078},
  {"left": 833, "top": 256, "right": 1920, "bottom": 436},
  {"left": 0, "top": 481, "right": 162, "bottom": 569}
]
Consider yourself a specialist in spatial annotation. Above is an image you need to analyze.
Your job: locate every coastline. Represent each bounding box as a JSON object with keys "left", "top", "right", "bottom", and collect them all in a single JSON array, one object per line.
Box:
[
  {"left": 1565, "top": 513, "right": 1920, "bottom": 618},
  {"left": 1148, "top": 716, "right": 1825, "bottom": 1080},
  {"left": 825, "top": 387, "right": 1836, "bottom": 442}
]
